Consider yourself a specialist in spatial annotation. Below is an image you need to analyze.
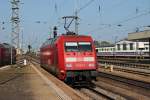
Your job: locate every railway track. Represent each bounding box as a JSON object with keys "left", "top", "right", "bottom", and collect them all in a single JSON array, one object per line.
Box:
[
  {"left": 98, "top": 59, "right": 150, "bottom": 77},
  {"left": 112, "top": 66, "right": 150, "bottom": 76},
  {"left": 96, "top": 72, "right": 150, "bottom": 100},
  {"left": 100, "top": 63, "right": 150, "bottom": 76},
  {"left": 77, "top": 76, "right": 150, "bottom": 100},
  {"left": 78, "top": 87, "right": 115, "bottom": 100},
  {"left": 98, "top": 72, "right": 150, "bottom": 90},
  {"left": 98, "top": 59, "right": 150, "bottom": 69},
  {"left": 98, "top": 57, "right": 150, "bottom": 63}
]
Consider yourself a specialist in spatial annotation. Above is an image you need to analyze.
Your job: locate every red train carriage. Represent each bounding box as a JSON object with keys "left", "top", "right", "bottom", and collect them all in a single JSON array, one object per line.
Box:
[
  {"left": 40, "top": 34, "right": 97, "bottom": 86},
  {"left": 0, "top": 43, "right": 16, "bottom": 66},
  {"left": 0, "top": 44, "right": 4, "bottom": 66}
]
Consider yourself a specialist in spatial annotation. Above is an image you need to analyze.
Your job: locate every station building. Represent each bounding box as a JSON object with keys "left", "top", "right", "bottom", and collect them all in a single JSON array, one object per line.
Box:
[{"left": 128, "top": 30, "right": 150, "bottom": 57}]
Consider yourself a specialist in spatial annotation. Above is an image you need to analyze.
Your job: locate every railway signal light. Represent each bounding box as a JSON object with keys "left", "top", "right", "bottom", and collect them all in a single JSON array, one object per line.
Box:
[
  {"left": 28, "top": 45, "right": 31, "bottom": 52},
  {"left": 53, "top": 26, "right": 57, "bottom": 38}
]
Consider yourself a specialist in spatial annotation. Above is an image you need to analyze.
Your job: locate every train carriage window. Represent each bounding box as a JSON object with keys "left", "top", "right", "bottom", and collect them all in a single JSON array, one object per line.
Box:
[
  {"left": 65, "top": 42, "right": 78, "bottom": 52},
  {"left": 123, "top": 44, "right": 127, "bottom": 50},
  {"left": 145, "top": 47, "right": 148, "bottom": 50},
  {"left": 130, "top": 43, "right": 133, "bottom": 50},
  {"left": 110, "top": 48, "right": 112, "bottom": 51},
  {"left": 113, "top": 48, "right": 115, "bottom": 51},
  {"left": 117, "top": 44, "right": 120, "bottom": 50},
  {"left": 78, "top": 42, "right": 92, "bottom": 52}
]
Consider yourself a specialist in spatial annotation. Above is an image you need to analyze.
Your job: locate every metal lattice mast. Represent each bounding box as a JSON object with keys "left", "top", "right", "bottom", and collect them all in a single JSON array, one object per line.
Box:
[
  {"left": 11, "top": 0, "right": 20, "bottom": 53},
  {"left": 62, "top": 16, "right": 79, "bottom": 34},
  {"left": 75, "top": 11, "right": 79, "bottom": 34}
]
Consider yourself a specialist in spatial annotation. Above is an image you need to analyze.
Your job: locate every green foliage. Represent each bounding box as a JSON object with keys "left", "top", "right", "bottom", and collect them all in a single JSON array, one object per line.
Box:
[{"left": 94, "top": 40, "right": 114, "bottom": 47}]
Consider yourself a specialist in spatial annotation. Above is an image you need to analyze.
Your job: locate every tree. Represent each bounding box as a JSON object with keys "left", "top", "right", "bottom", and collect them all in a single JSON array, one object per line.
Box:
[
  {"left": 99, "top": 41, "right": 113, "bottom": 47},
  {"left": 94, "top": 40, "right": 100, "bottom": 47}
]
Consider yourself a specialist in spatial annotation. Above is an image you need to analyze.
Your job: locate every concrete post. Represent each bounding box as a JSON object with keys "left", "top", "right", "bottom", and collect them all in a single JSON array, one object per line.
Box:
[
  {"left": 23, "top": 59, "right": 27, "bottom": 66},
  {"left": 110, "top": 65, "right": 113, "bottom": 72}
]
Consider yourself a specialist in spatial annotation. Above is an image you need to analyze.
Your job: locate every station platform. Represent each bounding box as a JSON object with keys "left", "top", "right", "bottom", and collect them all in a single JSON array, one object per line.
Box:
[{"left": 0, "top": 64, "right": 85, "bottom": 100}]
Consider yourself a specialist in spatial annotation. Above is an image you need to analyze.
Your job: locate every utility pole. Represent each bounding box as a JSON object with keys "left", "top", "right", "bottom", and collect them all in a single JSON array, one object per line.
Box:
[
  {"left": 11, "top": 0, "right": 20, "bottom": 53},
  {"left": 21, "top": 28, "right": 23, "bottom": 54},
  {"left": 11, "top": 0, "right": 20, "bottom": 64},
  {"left": 75, "top": 11, "right": 79, "bottom": 34}
]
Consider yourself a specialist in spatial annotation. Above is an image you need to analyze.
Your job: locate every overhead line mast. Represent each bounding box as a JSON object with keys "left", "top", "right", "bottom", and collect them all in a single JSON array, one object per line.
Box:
[
  {"left": 11, "top": 0, "right": 20, "bottom": 54},
  {"left": 62, "top": 16, "right": 79, "bottom": 34},
  {"left": 75, "top": 11, "right": 78, "bottom": 34},
  {"left": 74, "top": 0, "right": 95, "bottom": 34}
]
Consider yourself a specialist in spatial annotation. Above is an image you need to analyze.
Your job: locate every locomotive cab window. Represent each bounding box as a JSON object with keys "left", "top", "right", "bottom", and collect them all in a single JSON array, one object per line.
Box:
[
  {"left": 65, "top": 42, "right": 92, "bottom": 52},
  {"left": 65, "top": 42, "right": 78, "bottom": 52},
  {"left": 78, "top": 42, "right": 92, "bottom": 52}
]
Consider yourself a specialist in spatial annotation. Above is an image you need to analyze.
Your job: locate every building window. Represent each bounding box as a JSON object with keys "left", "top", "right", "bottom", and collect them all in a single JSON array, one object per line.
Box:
[
  {"left": 130, "top": 43, "right": 133, "bottom": 50},
  {"left": 113, "top": 48, "right": 115, "bottom": 51},
  {"left": 145, "top": 47, "right": 148, "bottom": 50},
  {"left": 117, "top": 44, "right": 120, "bottom": 50},
  {"left": 123, "top": 44, "right": 127, "bottom": 50}
]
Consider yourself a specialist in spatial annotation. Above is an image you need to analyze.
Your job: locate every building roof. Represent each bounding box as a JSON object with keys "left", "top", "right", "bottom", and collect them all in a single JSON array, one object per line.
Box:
[{"left": 128, "top": 30, "right": 150, "bottom": 41}]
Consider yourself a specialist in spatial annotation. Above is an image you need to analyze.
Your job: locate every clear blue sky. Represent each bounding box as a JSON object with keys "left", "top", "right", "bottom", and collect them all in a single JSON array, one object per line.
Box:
[{"left": 0, "top": 0, "right": 150, "bottom": 50}]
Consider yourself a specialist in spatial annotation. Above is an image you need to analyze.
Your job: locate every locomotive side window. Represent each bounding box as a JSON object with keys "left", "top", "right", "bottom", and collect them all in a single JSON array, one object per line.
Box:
[
  {"left": 78, "top": 42, "right": 92, "bottom": 52},
  {"left": 65, "top": 42, "right": 78, "bottom": 52}
]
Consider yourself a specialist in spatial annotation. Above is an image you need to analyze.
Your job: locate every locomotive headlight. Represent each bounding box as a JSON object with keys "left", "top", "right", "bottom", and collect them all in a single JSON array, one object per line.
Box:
[
  {"left": 66, "top": 64, "right": 72, "bottom": 67},
  {"left": 84, "top": 57, "right": 94, "bottom": 61},
  {"left": 89, "top": 63, "right": 95, "bottom": 67},
  {"left": 66, "top": 57, "right": 77, "bottom": 62}
]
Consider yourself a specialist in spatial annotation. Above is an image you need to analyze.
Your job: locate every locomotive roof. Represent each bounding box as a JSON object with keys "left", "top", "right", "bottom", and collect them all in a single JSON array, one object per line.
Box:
[
  {"left": 2, "top": 43, "right": 15, "bottom": 48},
  {"left": 41, "top": 37, "right": 58, "bottom": 47},
  {"left": 0, "top": 43, "right": 4, "bottom": 47},
  {"left": 60, "top": 35, "right": 92, "bottom": 40},
  {"left": 41, "top": 34, "right": 92, "bottom": 48}
]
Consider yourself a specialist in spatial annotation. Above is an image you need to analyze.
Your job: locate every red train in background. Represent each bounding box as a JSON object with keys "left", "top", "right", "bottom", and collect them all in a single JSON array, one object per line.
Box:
[
  {"left": 0, "top": 43, "right": 16, "bottom": 66},
  {"left": 40, "top": 32, "right": 97, "bottom": 86}
]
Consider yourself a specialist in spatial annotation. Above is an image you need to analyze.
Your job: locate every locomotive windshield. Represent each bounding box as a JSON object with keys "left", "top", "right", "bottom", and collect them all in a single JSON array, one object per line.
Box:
[
  {"left": 65, "top": 42, "right": 92, "bottom": 52},
  {"left": 78, "top": 42, "right": 92, "bottom": 51},
  {"left": 65, "top": 42, "right": 78, "bottom": 52}
]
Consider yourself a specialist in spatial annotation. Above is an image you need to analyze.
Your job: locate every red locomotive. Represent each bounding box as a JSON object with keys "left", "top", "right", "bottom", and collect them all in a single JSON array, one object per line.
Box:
[
  {"left": 0, "top": 43, "right": 16, "bottom": 66},
  {"left": 40, "top": 32, "right": 97, "bottom": 86}
]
